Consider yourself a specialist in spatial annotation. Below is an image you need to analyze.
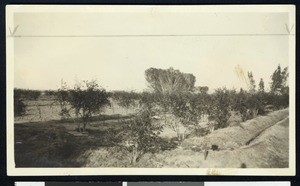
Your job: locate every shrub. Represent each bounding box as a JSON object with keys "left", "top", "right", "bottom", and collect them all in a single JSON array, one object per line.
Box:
[
  {"left": 125, "top": 107, "right": 163, "bottom": 164},
  {"left": 56, "top": 80, "right": 110, "bottom": 132},
  {"left": 68, "top": 80, "right": 110, "bottom": 132},
  {"left": 207, "top": 88, "right": 233, "bottom": 129},
  {"left": 57, "top": 81, "right": 71, "bottom": 120}
]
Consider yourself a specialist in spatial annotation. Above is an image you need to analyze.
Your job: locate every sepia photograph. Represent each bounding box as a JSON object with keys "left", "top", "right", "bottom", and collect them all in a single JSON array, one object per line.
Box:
[{"left": 6, "top": 5, "right": 295, "bottom": 175}]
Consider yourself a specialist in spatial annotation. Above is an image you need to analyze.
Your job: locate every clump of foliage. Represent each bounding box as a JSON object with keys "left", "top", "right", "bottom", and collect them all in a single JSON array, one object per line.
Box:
[
  {"left": 57, "top": 80, "right": 71, "bottom": 120},
  {"left": 208, "top": 88, "right": 234, "bottom": 129},
  {"left": 124, "top": 107, "right": 163, "bottom": 164},
  {"left": 164, "top": 92, "right": 209, "bottom": 139},
  {"left": 68, "top": 80, "right": 111, "bottom": 132},
  {"left": 56, "top": 80, "right": 110, "bottom": 132}
]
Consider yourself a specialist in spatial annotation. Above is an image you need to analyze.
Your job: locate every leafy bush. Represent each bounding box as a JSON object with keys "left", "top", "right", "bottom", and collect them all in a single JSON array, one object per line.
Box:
[
  {"left": 56, "top": 80, "right": 110, "bottom": 132},
  {"left": 68, "top": 80, "right": 110, "bottom": 132},
  {"left": 57, "top": 81, "right": 71, "bottom": 120},
  {"left": 124, "top": 107, "right": 163, "bottom": 164},
  {"left": 207, "top": 88, "right": 234, "bottom": 129},
  {"left": 231, "top": 90, "right": 288, "bottom": 121},
  {"left": 165, "top": 93, "right": 202, "bottom": 139}
]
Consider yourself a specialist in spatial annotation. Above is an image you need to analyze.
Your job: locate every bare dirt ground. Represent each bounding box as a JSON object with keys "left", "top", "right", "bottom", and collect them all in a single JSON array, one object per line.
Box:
[
  {"left": 14, "top": 118, "right": 176, "bottom": 167},
  {"left": 79, "top": 109, "right": 289, "bottom": 168},
  {"left": 152, "top": 115, "right": 289, "bottom": 168},
  {"left": 14, "top": 108, "right": 289, "bottom": 168}
]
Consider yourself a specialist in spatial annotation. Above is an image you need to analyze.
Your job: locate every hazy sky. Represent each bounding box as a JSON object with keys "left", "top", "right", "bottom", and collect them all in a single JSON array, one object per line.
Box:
[{"left": 13, "top": 9, "right": 291, "bottom": 92}]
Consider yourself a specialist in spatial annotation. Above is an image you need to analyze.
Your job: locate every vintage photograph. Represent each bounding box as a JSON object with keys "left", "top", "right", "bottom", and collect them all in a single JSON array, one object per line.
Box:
[{"left": 6, "top": 5, "right": 295, "bottom": 175}]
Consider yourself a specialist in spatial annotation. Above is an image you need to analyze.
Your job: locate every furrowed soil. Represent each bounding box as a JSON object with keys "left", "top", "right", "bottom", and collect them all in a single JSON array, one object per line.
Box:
[{"left": 14, "top": 109, "right": 289, "bottom": 168}]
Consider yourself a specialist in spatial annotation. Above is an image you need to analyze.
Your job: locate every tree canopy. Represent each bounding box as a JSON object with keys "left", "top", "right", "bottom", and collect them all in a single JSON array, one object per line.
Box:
[{"left": 145, "top": 67, "right": 196, "bottom": 94}]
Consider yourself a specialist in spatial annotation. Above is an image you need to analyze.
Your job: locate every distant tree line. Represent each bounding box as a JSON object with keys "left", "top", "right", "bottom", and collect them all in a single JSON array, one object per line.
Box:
[{"left": 14, "top": 88, "right": 42, "bottom": 100}]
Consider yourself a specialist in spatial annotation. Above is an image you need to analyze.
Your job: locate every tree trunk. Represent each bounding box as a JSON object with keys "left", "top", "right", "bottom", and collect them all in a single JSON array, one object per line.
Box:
[{"left": 131, "top": 145, "right": 139, "bottom": 165}]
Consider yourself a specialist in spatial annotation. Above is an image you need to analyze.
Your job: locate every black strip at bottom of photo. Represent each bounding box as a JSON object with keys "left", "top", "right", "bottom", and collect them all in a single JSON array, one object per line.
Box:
[
  {"left": 15, "top": 182, "right": 291, "bottom": 186},
  {"left": 15, "top": 182, "right": 205, "bottom": 186},
  {"left": 44, "top": 182, "right": 205, "bottom": 186},
  {"left": 45, "top": 182, "right": 122, "bottom": 186}
]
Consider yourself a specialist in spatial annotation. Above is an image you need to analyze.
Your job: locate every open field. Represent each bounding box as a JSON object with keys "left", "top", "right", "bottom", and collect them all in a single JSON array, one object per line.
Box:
[
  {"left": 15, "top": 98, "right": 136, "bottom": 124},
  {"left": 14, "top": 109, "right": 289, "bottom": 168}
]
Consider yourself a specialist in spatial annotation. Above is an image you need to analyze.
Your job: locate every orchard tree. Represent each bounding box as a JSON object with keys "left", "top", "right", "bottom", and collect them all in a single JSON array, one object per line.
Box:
[
  {"left": 125, "top": 107, "right": 163, "bottom": 164},
  {"left": 145, "top": 67, "right": 196, "bottom": 133},
  {"left": 67, "top": 80, "right": 110, "bottom": 132},
  {"left": 167, "top": 92, "right": 207, "bottom": 140},
  {"left": 145, "top": 67, "right": 196, "bottom": 94},
  {"left": 231, "top": 89, "right": 249, "bottom": 121},
  {"left": 57, "top": 80, "right": 71, "bottom": 120},
  {"left": 208, "top": 88, "right": 234, "bottom": 129}
]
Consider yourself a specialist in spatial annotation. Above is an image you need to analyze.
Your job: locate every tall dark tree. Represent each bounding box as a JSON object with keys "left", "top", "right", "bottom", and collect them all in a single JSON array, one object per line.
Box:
[
  {"left": 145, "top": 67, "right": 196, "bottom": 94},
  {"left": 281, "top": 66, "right": 289, "bottom": 95},
  {"left": 258, "top": 78, "right": 265, "bottom": 92},
  {"left": 247, "top": 71, "right": 256, "bottom": 93},
  {"left": 270, "top": 65, "right": 289, "bottom": 95}
]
